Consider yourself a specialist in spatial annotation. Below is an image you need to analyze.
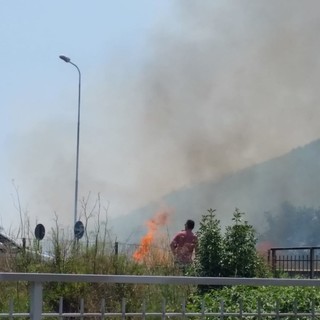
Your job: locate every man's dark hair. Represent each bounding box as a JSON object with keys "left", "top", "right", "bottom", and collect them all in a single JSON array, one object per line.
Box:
[{"left": 186, "top": 219, "right": 195, "bottom": 230}]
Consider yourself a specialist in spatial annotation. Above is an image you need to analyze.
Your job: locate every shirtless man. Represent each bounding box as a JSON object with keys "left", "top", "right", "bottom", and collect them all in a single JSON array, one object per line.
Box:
[{"left": 170, "top": 219, "right": 198, "bottom": 266}]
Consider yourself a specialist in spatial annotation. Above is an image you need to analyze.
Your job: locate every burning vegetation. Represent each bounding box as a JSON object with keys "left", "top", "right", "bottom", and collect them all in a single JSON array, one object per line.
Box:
[{"left": 133, "top": 210, "right": 172, "bottom": 265}]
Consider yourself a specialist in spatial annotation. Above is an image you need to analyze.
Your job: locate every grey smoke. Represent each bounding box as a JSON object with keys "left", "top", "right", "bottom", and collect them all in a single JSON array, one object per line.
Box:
[{"left": 5, "top": 1, "right": 320, "bottom": 234}]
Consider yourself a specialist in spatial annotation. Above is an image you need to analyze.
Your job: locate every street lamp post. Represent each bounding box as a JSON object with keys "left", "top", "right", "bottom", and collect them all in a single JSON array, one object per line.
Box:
[{"left": 59, "top": 55, "right": 81, "bottom": 228}]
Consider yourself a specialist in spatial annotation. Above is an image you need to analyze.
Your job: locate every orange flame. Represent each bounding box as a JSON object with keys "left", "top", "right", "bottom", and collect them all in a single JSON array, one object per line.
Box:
[
  {"left": 257, "top": 241, "right": 275, "bottom": 254},
  {"left": 133, "top": 210, "right": 171, "bottom": 262},
  {"left": 256, "top": 240, "right": 275, "bottom": 262}
]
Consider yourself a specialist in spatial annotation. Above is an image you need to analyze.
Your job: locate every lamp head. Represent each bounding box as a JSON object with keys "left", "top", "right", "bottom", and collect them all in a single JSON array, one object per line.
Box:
[{"left": 59, "top": 55, "right": 71, "bottom": 63}]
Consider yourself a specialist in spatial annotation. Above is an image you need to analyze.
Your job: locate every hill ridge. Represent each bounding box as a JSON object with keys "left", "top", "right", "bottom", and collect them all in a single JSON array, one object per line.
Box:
[{"left": 110, "top": 138, "right": 320, "bottom": 242}]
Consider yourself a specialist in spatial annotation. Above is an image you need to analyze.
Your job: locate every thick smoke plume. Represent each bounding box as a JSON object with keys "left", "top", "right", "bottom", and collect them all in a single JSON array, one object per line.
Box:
[{"left": 4, "top": 1, "right": 320, "bottom": 235}]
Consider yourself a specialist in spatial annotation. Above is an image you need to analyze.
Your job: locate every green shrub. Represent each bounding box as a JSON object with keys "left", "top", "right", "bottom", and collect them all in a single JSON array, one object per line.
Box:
[
  {"left": 194, "top": 209, "right": 224, "bottom": 277},
  {"left": 187, "top": 285, "right": 320, "bottom": 319},
  {"left": 193, "top": 208, "right": 269, "bottom": 279},
  {"left": 222, "top": 209, "right": 259, "bottom": 277}
]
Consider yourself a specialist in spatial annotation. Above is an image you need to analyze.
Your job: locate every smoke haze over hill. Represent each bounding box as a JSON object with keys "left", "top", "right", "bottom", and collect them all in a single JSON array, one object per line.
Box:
[
  {"left": 3, "top": 1, "right": 320, "bottom": 236},
  {"left": 111, "top": 139, "right": 320, "bottom": 244}
]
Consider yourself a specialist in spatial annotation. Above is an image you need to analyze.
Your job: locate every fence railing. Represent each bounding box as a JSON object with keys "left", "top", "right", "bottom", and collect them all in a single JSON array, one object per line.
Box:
[
  {"left": 2, "top": 272, "right": 320, "bottom": 319},
  {"left": 268, "top": 246, "right": 320, "bottom": 278}
]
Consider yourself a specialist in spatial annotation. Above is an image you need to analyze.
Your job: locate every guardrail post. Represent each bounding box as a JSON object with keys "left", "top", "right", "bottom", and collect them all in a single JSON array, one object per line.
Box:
[
  {"left": 30, "top": 281, "right": 43, "bottom": 319},
  {"left": 271, "top": 249, "right": 277, "bottom": 276},
  {"left": 115, "top": 241, "right": 118, "bottom": 255},
  {"left": 310, "top": 247, "right": 315, "bottom": 279}
]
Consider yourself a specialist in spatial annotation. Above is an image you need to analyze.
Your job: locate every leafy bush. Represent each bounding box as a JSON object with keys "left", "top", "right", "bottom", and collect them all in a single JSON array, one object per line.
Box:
[
  {"left": 194, "top": 209, "right": 224, "bottom": 277},
  {"left": 223, "top": 209, "right": 260, "bottom": 277},
  {"left": 187, "top": 285, "right": 320, "bottom": 319},
  {"left": 193, "top": 208, "right": 269, "bottom": 278}
]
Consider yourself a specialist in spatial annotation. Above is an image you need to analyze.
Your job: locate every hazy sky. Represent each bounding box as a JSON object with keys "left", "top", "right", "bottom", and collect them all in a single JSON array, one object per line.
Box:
[{"left": 2, "top": 1, "right": 320, "bottom": 236}]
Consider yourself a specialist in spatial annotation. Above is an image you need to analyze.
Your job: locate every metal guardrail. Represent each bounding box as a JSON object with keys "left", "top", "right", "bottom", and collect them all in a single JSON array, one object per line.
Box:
[
  {"left": 268, "top": 246, "right": 320, "bottom": 278},
  {"left": 2, "top": 273, "right": 320, "bottom": 319}
]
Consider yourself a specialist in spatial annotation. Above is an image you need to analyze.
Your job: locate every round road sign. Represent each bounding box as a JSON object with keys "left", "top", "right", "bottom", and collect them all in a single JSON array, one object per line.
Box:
[
  {"left": 74, "top": 221, "right": 84, "bottom": 239},
  {"left": 35, "top": 224, "right": 45, "bottom": 240}
]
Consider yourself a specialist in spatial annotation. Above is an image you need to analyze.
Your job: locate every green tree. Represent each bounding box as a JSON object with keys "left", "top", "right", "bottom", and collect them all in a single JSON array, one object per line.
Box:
[
  {"left": 222, "top": 208, "right": 258, "bottom": 277},
  {"left": 194, "top": 209, "right": 223, "bottom": 277},
  {"left": 194, "top": 208, "right": 267, "bottom": 279},
  {"left": 261, "top": 202, "right": 320, "bottom": 247}
]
